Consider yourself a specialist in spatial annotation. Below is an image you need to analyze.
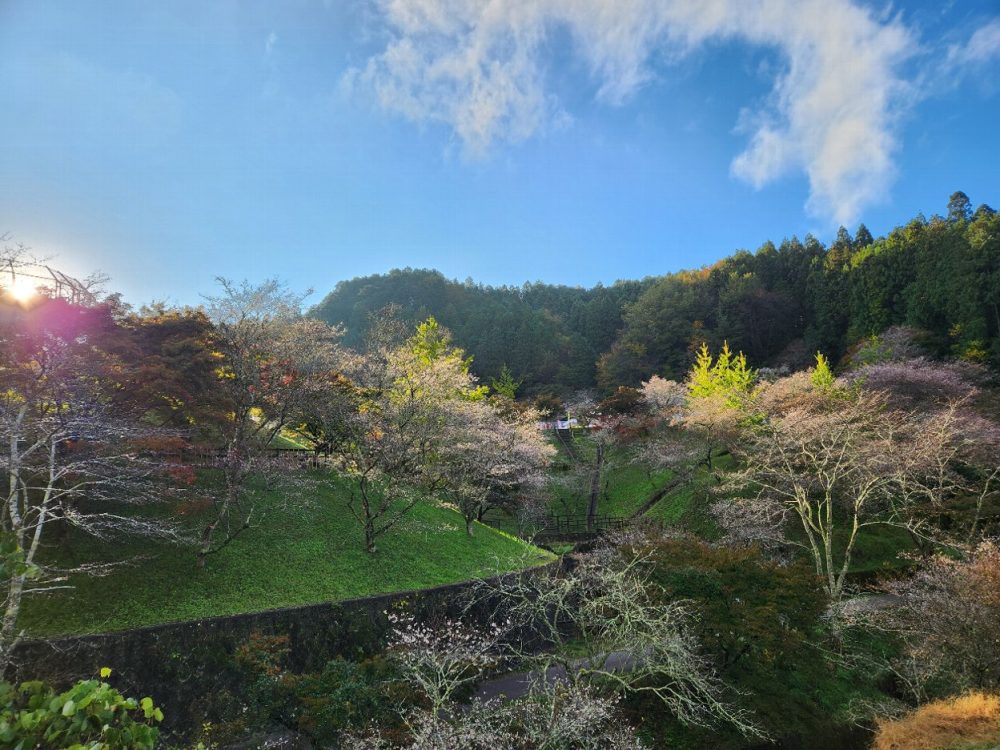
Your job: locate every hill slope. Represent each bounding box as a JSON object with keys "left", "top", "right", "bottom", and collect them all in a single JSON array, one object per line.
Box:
[
  {"left": 21, "top": 474, "right": 553, "bottom": 637},
  {"left": 311, "top": 197, "right": 999, "bottom": 393},
  {"left": 309, "top": 268, "right": 651, "bottom": 394}
]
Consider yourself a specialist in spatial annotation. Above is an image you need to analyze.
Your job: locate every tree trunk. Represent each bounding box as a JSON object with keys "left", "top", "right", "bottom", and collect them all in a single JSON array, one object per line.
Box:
[
  {"left": 466, "top": 517, "right": 475, "bottom": 536},
  {"left": 0, "top": 573, "right": 25, "bottom": 672},
  {"left": 198, "top": 499, "right": 227, "bottom": 568},
  {"left": 199, "top": 450, "right": 241, "bottom": 567},
  {"left": 365, "top": 517, "right": 377, "bottom": 553},
  {"left": 587, "top": 442, "right": 604, "bottom": 533}
]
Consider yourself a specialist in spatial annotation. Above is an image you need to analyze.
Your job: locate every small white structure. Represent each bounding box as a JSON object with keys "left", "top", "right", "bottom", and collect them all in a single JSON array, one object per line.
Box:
[{"left": 537, "top": 418, "right": 579, "bottom": 430}]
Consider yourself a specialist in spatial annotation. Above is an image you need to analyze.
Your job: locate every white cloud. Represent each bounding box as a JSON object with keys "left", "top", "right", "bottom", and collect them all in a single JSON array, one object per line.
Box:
[
  {"left": 265, "top": 31, "right": 278, "bottom": 57},
  {"left": 349, "top": 0, "right": 919, "bottom": 224},
  {"left": 946, "top": 19, "right": 1000, "bottom": 68}
]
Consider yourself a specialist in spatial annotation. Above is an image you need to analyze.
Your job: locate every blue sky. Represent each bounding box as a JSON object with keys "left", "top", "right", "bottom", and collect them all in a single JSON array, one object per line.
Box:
[{"left": 1, "top": 0, "right": 998, "bottom": 307}]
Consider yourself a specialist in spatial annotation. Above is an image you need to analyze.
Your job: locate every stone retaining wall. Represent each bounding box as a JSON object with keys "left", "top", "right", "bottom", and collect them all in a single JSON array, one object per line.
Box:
[{"left": 12, "top": 560, "right": 561, "bottom": 738}]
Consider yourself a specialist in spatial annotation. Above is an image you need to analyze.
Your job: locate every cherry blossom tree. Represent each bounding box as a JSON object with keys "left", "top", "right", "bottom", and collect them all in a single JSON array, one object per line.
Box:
[
  {"left": 639, "top": 344, "right": 756, "bottom": 475},
  {"left": 845, "top": 357, "right": 986, "bottom": 410},
  {"left": 719, "top": 383, "right": 916, "bottom": 602},
  {"left": 198, "top": 279, "right": 343, "bottom": 566},
  {"left": 0, "top": 293, "right": 186, "bottom": 670},
  {"left": 639, "top": 375, "right": 686, "bottom": 416},
  {"left": 433, "top": 399, "right": 554, "bottom": 536},
  {"left": 311, "top": 318, "right": 489, "bottom": 552},
  {"left": 472, "top": 547, "right": 761, "bottom": 737},
  {"left": 716, "top": 363, "right": 1000, "bottom": 601},
  {"left": 348, "top": 680, "right": 646, "bottom": 749},
  {"left": 861, "top": 541, "right": 1000, "bottom": 700},
  {"left": 383, "top": 612, "right": 509, "bottom": 716},
  {"left": 344, "top": 576, "right": 646, "bottom": 747}
]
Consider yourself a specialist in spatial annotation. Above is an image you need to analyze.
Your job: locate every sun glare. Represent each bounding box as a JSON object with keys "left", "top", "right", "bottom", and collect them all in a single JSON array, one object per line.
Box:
[{"left": 7, "top": 276, "right": 38, "bottom": 303}]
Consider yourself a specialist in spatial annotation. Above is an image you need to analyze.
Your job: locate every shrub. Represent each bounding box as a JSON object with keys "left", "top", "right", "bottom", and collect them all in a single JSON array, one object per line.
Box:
[
  {"left": 232, "top": 631, "right": 414, "bottom": 746},
  {"left": 295, "top": 657, "right": 412, "bottom": 746},
  {"left": 627, "top": 536, "right": 853, "bottom": 746},
  {"left": 868, "top": 541, "right": 1000, "bottom": 699},
  {"left": 0, "top": 671, "right": 162, "bottom": 749}
]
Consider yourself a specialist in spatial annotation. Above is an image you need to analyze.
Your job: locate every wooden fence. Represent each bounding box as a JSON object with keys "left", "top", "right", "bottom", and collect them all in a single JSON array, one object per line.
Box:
[
  {"left": 160, "top": 446, "right": 334, "bottom": 469},
  {"left": 538, "top": 513, "right": 630, "bottom": 540}
]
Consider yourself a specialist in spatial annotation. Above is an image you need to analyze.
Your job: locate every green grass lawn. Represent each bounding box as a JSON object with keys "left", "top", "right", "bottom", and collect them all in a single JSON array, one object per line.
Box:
[
  {"left": 270, "top": 427, "right": 313, "bottom": 449},
  {"left": 547, "top": 433, "right": 673, "bottom": 518},
  {"left": 20, "top": 473, "right": 553, "bottom": 637},
  {"left": 600, "top": 462, "right": 675, "bottom": 518},
  {"left": 641, "top": 475, "right": 710, "bottom": 527},
  {"left": 481, "top": 434, "right": 674, "bottom": 537},
  {"left": 837, "top": 523, "right": 917, "bottom": 576},
  {"left": 485, "top": 427, "right": 916, "bottom": 579},
  {"left": 641, "top": 453, "right": 733, "bottom": 536}
]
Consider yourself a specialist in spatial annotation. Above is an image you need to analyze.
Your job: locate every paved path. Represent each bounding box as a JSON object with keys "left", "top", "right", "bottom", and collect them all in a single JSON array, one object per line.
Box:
[
  {"left": 472, "top": 650, "right": 639, "bottom": 703},
  {"left": 833, "top": 593, "right": 903, "bottom": 617}
]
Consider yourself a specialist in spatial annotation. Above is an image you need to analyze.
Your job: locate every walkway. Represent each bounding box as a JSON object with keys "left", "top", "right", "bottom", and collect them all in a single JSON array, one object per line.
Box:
[{"left": 472, "top": 650, "right": 639, "bottom": 703}]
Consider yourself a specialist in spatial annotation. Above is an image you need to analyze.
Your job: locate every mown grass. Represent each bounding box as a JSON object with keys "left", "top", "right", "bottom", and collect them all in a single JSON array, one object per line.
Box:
[
  {"left": 641, "top": 453, "right": 734, "bottom": 537},
  {"left": 547, "top": 432, "right": 673, "bottom": 518},
  {"left": 641, "top": 481, "right": 699, "bottom": 526},
  {"left": 270, "top": 432, "right": 309, "bottom": 449},
  {"left": 845, "top": 524, "right": 917, "bottom": 575},
  {"left": 481, "top": 433, "right": 673, "bottom": 537},
  {"left": 490, "top": 428, "right": 915, "bottom": 577},
  {"left": 20, "top": 473, "right": 553, "bottom": 637}
]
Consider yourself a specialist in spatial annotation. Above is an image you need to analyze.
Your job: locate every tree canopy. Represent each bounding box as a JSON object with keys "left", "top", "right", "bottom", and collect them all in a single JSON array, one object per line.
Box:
[{"left": 309, "top": 193, "right": 1000, "bottom": 395}]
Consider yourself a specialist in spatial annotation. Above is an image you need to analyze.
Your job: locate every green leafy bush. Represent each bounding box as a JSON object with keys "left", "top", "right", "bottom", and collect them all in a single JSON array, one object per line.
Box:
[
  {"left": 0, "top": 670, "right": 162, "bottom": 750},
  {"left": 294, "top": 657, "right": 412, "bottom": 745},
  {"left": 221, "top": 631, "right": 414, "bottom": 747},
  {"left": 627, "top": 537, "right": 882, "bottom": 747}
]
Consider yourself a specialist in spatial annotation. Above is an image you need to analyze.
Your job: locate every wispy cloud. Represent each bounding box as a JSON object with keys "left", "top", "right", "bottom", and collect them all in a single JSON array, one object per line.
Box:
[
  {"left": 348, "top": 0, "right": 921, "bottom": 225},
  {"left": 265, "top": 31, "right": 278, "bottom": 57},
  {"left": 946, "top": 19, "right": 1000, "bottom": 68}
]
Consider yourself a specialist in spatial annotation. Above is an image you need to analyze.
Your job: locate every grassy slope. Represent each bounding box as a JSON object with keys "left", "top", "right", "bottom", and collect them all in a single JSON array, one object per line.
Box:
[
  {"left": 270, "top": 432, "right": 309, "bottom": 449},
  {"left": 547, "top": 432, "right": 673, "bottom": 518},
  {"left": 21, "top": 474, "right": 553, "bottom": 637},
  {"left": 489, "top": 426, "right": 914, "bottom": 574},
  {"left": 641, "top": 453, "right": 733, "bottom": 536},
  {"left": 638, "top": 451, "right": 918, "bottom": 573},
  {"left": 872, "top": 692, "right": 1000, "bottom": 750},
  {"left": 481, "top": 433, "right": 672, "bottom": 537}
]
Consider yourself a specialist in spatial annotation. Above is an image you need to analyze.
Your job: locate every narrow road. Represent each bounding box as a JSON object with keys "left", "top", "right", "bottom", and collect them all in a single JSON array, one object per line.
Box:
[{"left": 472, "top": 650, "right": 639, "bottom": 703}]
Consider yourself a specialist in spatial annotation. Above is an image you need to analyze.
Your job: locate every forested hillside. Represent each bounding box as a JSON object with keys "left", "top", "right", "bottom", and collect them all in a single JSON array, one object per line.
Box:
[
  {"left": 311, "top": 192, "right": 999, "bottom": 394},
  {"left": 310, "top": 269, "right": 654, "bottom": 393}
]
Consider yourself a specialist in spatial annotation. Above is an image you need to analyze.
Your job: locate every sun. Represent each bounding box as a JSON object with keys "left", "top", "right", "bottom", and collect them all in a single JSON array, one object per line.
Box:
[{"left": 6, "top": 276, "right": 38, "bottom": 303}]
